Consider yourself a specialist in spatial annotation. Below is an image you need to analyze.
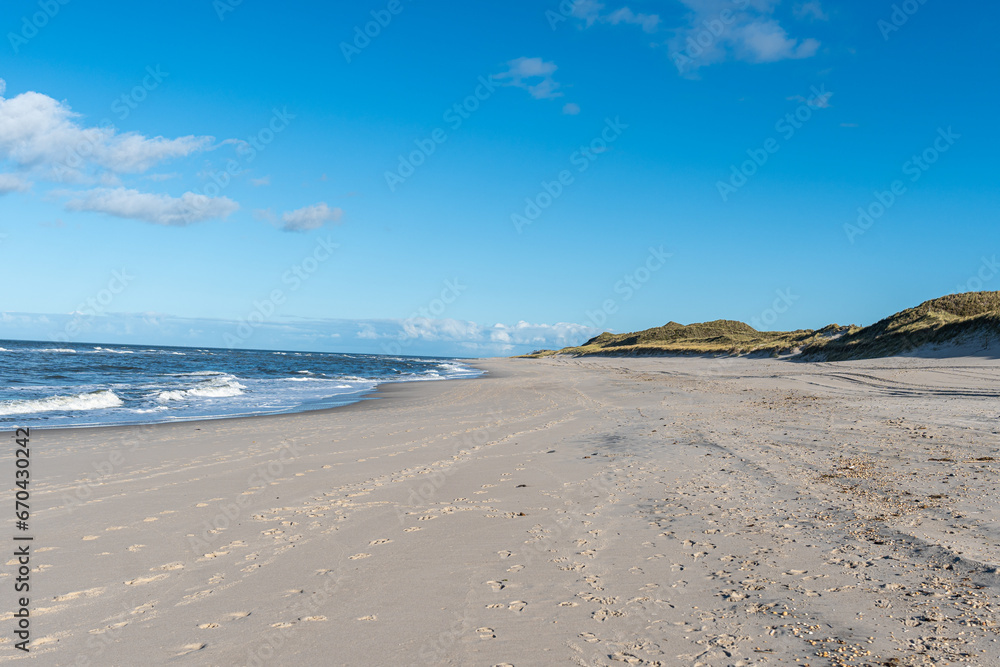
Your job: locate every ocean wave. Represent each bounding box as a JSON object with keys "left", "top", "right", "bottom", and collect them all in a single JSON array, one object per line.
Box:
[
  {"left": 0, "top": 390, "right": 123, "bottom": 416},
  {"left": 133, "top": 406, "right": 169, "bottom": 414},
  {"left": 156, "top": 375, "right": 246, "bottom": 402},
  {"left": 36, "top": 348, "right": 77, "bottom": 353},
  {"left": 93, "top": 347, "right": 134, "bottom": 354}
]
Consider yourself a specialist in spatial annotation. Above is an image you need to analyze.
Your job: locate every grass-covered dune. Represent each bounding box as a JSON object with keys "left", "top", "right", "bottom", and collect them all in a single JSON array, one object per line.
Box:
[{"left": 523, "top": 291, "right": 1000, "bottom": 361}]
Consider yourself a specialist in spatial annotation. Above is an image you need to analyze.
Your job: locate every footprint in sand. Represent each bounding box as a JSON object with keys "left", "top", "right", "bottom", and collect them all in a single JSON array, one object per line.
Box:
[
  {"left": 349, "top": 553, "right": 371, "bottom": 560},
  {"left": 152, "top": 562, "right": 184, "bottom": 572},
  {"left": 507, "top": 565, "right": 524, "bottom": 572},
  {"left": 486, "top": 581, "right": 505, "bottom": 592},
  {"left": 176, "top": 643, "right": 206, "bottom": 656},
  {"left": 508, "top": 601, "right": 527, "bottom": 612},
  {"left": 478, "top": 627, "right": 496, "bottom": 639},
  {"left": 368, "top": 539, "right": 392, "bottom": 546},
  {"left": 197, "top": 623, "right": 220, "bottom": 629},
  {"left": 579, "top": 632, "right": 600, "bottom": 643},
  {"left": 357, "top": 615, "right": 377, "bottom": 621},
  {"left": 82, "top": 536, "right": 99, "bottom": 541},
  {"left": 124, "top": 574, "right": 168, "bottom": 586},
  {"left": 558, "top": 601, "right": 578, "bottom": 607},
  {"left": 89, "top": 621, "right": 128, "bottom": 635},
  {"left": 54, "top": 587, "right": 105, "bottom": 602},
  {"left": 403, "top": 527, "right": 421, "bottom": 532},
  {"left": 180, "top": 590, "right": 214, "bottom": 605},
  {"left": 497, "top": 550, "right": 512, "bottom": 559},
  {"left": 593, "top": 608, "right": 626, "bottom": 622},
  {"left": 127, "top": 545, "right": 145, "bottom": 552},
  {"left": 302, "top": 616, "right": 327, "bottom": 622},
  {"left": 271, "top": 622, "right": 294, "bottom": 629}
]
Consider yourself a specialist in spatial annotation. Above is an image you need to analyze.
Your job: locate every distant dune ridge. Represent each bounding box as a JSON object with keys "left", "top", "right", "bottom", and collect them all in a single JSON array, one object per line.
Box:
[{"left": 525, "top": 291, "right": 1000, "bottom": 360}]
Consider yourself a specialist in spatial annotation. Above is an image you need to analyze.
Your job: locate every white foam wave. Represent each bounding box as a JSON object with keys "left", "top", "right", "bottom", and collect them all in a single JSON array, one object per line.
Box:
[
  {"left": 36, "top": 348, "right": 77, "bottom": 353},
  {"left": 93, "top": 347, "right": 133, "bottom": 354},
  {"left": 0, "top": 390, "right": 123, "bottom": 416},
  {"left": 156, "top": 375, "right": 245, "bottom": 402}
]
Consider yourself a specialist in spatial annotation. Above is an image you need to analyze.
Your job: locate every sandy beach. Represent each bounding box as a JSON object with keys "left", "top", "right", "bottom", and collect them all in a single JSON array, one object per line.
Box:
[{"left": 7, "top": 354, "right": 1000, "bottom": 666}]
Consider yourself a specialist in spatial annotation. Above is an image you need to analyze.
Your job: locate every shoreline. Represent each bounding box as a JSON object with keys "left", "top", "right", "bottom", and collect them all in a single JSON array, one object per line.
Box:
[
  {"left": 17, "top": 355, "right": 1000, "bottom": 665},
  {"left": 9, "top": 360, "right": 494, "bottom": 434}
]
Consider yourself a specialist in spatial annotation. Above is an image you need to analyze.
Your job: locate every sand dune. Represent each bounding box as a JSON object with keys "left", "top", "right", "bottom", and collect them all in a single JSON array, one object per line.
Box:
[{"left": 10, "top": 355, "right": 1000, "bottom": 665}]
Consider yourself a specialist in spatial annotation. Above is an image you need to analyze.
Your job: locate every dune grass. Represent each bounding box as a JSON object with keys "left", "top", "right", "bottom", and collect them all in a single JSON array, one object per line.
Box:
[{"left": 521, "top": 291, "right": 1000, "bottom": 361}]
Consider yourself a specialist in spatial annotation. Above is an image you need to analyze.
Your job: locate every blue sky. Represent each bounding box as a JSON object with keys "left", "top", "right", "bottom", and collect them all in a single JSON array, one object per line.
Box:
[{"left": 1, "top": 0, "right": 998, "bottom": 356}]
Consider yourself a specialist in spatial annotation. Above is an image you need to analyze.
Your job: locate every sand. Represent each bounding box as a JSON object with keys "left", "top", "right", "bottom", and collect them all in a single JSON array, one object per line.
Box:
[{"left": 6, "top": 354, "right": 1000, "bottom": 666}]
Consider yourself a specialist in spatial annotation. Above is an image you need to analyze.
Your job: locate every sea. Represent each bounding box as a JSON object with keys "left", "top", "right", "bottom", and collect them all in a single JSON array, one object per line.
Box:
[{"left": 0, "top": 339, "right": 482, "bottom": 429}]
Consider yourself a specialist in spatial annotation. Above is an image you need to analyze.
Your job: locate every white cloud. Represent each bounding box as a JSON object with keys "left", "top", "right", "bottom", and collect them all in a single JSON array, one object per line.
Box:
[
  {"left": 65, "top": 187, "right": 238, "bottom": 225},
  {"left": 0, "top": 311, "right": 602, "bottom": 357},
  {"left": 735, "top": 20, "right": 820, "bottom": 62},
  {"left": 569, "top": 2, "right": 660, "bottom": 33},
  {"left": 787, "top": 85, "right": 833, "bottom": 108},
  {"left": 495, "top": 57, "right": 564, "bottom": 100},
  {"left": 605, "top": 7, "right": 660, "bottom": 32},
  {"left": 794, "top": 1, "right": 828, "bottom": 21},
  {"left": 251, "top": 175, "right": 271, "bottom": 187},
  {"left": 356, "top": 324, "right": 378, "bottom": 339},
  {"left": 281, "top": 202, "right": 343, "bottom": 232},
  {"left": 0, "top": 173, "right": 30, "bottom": 194},
  {"left": 562, "top": 102, "right": 582, "bottom": 115},
  {"left": 0, "top": 86, "right": 212, "bottom": 181},
  {"left": 389, "top": 317, "right": 599, "bottom": 350},
  {"left": 669, "top": 0, "right": 821, "bottom": 75}
]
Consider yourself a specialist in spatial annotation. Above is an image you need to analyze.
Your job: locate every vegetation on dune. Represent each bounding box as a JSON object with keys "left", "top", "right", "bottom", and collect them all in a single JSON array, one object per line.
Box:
[
  {"left": 520, "top": 292, "right": 1000, "bottom": 361},
  {"left": 803, "top": 292, "right": 1000, "bottom": 360}
]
